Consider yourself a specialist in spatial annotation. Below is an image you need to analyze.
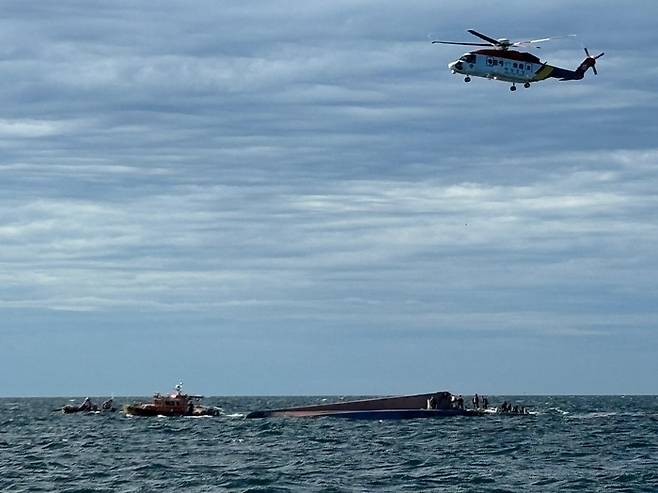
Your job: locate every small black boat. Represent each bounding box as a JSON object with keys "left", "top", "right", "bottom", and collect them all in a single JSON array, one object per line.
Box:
[{"left": 62, "top": 397, "right": 116, "bottom": 414}]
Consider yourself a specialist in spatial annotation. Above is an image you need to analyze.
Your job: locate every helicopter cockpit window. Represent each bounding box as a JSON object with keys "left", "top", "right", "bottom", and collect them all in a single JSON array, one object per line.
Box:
[{"left": 459, "top": 54, "right": 476, "bottom": 64}]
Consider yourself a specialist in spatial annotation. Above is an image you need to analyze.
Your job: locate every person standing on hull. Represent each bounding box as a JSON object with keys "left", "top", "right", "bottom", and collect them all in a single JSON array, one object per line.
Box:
[
  {"left": 80, "top": 397, "right": 94, "bottom": 412},
  {"left": 473, "top": 394, "right": 480, "bottom": 409}
]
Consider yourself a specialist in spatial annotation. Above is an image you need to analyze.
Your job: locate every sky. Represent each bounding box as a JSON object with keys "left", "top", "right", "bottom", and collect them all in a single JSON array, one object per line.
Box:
[{"left": 1, "top": 0, "right": 657, "bottom": 397}]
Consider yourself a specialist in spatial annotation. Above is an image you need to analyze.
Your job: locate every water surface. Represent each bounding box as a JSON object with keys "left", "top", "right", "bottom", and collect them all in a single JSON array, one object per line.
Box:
[{"left": 1, "top": 395, "right": 656, "bottom": 492}]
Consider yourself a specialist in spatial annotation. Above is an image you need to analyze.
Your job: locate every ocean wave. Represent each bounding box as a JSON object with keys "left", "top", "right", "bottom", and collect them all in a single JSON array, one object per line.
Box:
[{"left": 1, "top": 396, "right": 656, "bottom": 492}]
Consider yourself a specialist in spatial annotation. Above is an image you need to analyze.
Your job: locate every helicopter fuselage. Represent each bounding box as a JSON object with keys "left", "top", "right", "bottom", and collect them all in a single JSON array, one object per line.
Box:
[{"left": 449, "top": 49, "right": 582, "bottom": 86}]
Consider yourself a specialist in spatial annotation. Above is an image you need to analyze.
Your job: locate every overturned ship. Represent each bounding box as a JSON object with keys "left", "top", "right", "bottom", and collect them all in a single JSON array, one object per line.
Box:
[{"left": 246, "top": 391, "right": 483, "bottom": 420}]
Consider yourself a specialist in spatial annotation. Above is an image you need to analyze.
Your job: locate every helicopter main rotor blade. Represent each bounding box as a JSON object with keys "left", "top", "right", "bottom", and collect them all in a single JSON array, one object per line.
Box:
[
  {"left": 513, "top": 34, "right": 576, "bottom": 47},
  {"left": 467, "top": 29, "right": 503, "bottom": 46},
  {"left": 431, "top": 40, "right": 491, "bottom": 46}
]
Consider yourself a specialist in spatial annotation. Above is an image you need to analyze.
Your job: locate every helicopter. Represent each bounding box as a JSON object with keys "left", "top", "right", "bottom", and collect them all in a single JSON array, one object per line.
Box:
[{"left": 432, "top": 29, "right": 604, "bottom": 91}]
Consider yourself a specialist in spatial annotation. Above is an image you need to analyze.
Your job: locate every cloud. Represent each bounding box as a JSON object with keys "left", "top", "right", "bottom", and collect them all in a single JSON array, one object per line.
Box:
[{"left": 1, "top": 0, "right": 657, "bottom": 393}]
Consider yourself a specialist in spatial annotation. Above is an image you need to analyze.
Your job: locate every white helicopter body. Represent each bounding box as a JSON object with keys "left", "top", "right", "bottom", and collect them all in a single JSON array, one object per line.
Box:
[{"left": 433, "top": 30, "right": 603, "bottom": 91}]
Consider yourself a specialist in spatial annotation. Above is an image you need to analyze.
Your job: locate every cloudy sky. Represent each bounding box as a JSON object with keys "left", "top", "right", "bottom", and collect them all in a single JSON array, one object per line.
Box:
[{"left": 1, "top": 0, "right": 657, "bottom": 396}]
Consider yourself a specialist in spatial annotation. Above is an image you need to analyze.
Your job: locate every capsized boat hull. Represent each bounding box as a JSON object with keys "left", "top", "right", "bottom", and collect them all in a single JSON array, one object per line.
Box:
[
  {"left": 245, "top": 391, "right": 472, "bottom": 419},
  {"left": 247, "top": 408, "right": 483, "bottom": 419}
]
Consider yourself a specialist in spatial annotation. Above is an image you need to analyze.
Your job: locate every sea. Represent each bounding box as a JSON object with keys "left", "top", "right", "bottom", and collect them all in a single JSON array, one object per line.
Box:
[{"left": 1, "top": 395, "right": 656, "bottom": 492}]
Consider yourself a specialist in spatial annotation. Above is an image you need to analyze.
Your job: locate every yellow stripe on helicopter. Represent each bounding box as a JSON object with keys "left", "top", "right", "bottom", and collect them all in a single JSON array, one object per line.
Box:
[{"left": 532, "top": 64, "right": 554, "bottom": 81}]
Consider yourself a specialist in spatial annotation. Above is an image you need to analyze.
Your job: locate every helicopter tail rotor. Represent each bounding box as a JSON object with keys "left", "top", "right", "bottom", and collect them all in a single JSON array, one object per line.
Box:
[
  {"left": 576, "top": 48, "right": 604, "bottom": 77},
  {"left": 584, "top": 48, "right": 604, "bottom": 75}
]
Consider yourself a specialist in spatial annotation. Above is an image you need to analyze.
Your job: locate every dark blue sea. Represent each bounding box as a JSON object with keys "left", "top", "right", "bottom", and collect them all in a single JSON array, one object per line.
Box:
[{"left": 1, "top": 395, "right": 656, "bottom": 492}]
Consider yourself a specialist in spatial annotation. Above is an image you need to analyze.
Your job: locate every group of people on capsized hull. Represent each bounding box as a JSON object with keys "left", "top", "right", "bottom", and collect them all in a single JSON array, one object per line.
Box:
[
  {"left": 474, "top": 393, "right": 530, "bottom": 414},
  {"left": 426, "top": 392, "right": 529, "bottom": 414}
]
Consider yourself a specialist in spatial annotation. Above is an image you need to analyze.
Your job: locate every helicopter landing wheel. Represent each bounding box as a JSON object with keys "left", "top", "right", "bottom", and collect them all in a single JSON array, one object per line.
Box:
[
  {"left": 510, "top": 84, "right": 517, "bottom": 92},
  {"left": 464, "top": 76, "right": 471, "bottom": 83},
  {"left": 524, "top": 82, "right": 530, "bottom": 88}
]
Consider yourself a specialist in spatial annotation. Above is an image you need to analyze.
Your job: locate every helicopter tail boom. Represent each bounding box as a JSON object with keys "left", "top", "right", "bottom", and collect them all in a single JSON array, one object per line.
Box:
[
  {"left": 561, "top": 48, "right": 605, "bottom": 80},
  {"left": 533, "top": 48, "right": 604, "bottom": 82}
]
